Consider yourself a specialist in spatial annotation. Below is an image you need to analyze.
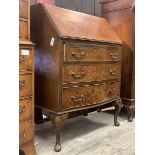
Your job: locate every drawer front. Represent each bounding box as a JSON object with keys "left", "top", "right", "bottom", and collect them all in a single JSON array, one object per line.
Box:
[
  {"left": 19, "top": 48, "right": 33, "bottom": 71},
  {"left": 19, "top": 0, "right": 28, "bottom": 19},
  {"left": 19, "top": 20, "right": 28, "bottom": 39},
  {"left": 62, "top": 82, "right": 120, "bottom": 110},
  {"left": 19, "top": 97, "right": 32, "bottom": 122},
  {"left": 63, "top": 64, "right": 120, "bottom": 83},
  {"left": 19, "top": 119, "right": 33, "bottom": 146},
  {"left": 20, "top": 142, "right": 36, "bottom": 155},
  {"left": 19, "top": 74, "right": 32, "bottom": 97},
  {"left": 64, "top": 43, "right": 121, "bottom": 62}
]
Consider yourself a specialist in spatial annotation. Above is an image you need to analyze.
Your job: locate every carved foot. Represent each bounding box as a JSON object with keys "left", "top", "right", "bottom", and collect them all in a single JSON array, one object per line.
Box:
[
  {"left": 113, "top": 99, "right": 123, "bottom": 126},
  {"left": 49, "top": 113, "right": 68, "bottom": 152},
  {"left": 54, "top": 143, "right": 61, "bottom": 152}
]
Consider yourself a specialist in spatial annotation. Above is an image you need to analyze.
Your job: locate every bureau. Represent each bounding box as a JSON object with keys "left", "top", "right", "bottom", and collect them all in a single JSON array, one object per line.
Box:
[
  {"left": 31, "top": 3, "right": 123, "bottom": 152},
  {"left": 19, "top": 0, "right": 36, "bottom": 154}
]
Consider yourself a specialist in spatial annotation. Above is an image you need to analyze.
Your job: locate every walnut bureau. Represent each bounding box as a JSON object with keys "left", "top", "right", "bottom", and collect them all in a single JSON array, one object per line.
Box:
[
  {"left": 31, "top": 4, "right": 123, "bottom": 152},
  {"left": 19, "top": 0, "right": 36, "bottom": 154}
]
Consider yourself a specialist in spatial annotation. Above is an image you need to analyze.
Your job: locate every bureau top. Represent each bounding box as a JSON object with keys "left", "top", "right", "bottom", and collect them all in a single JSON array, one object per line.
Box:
[{"left": 33, "top": 3, "right": 122, "bottom": 44}]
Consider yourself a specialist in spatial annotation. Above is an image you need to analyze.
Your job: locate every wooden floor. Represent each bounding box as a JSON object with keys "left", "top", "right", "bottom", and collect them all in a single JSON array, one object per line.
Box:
[{"left": 35, "top": 111, "right": 135, "bottom": 155}]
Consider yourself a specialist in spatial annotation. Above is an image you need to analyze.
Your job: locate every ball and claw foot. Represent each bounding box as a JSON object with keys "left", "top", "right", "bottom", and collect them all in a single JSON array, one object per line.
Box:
[
  {"left": 50, "top": 113, "right": 68, "bottom": 152},
  {"left": 54, "top": 144, "right": 61, "bottom": 152}
]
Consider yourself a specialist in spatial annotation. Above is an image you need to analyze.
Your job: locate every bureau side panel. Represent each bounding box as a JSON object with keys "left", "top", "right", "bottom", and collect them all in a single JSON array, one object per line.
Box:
[{"left": 31, "top": 4, "right": 62, "bottom": 112}]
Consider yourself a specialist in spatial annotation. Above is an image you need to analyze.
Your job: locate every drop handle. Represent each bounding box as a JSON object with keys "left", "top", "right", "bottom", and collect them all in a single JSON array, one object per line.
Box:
[
  {"left": 109, "top": 88, "right": 116, "bottom": 94},
  {"left": 109, "top": 68, "right": 115, "bottom": 76},
  {"left": 19, "top": 129, "right": 26, "bottom": 139},
  {"left": 110, "top": 53, "right": 118, "bottom": 59},
  {"left": 70, "top": 94, "right": 85, "bottom": 102},
  {"left": 71, "top": 71, "right": 85, "bottom": 79},
  {"left": 72, "top": 51, "right": 86, "bottom": 58},
  {"left": 19, "top": 55, "right": 25, "bottom": 64},
  {"left": 19, "top": 80, "right": 25, "bottom": 89},
  {"left": 19, "top": 105, "right": 26, "bottom": 113}
]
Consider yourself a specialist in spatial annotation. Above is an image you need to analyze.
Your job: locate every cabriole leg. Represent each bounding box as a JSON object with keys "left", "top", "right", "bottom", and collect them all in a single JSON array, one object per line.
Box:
[
  {"left": 114, "top": 99, "right": 123, "bottom": 126},
  {"left": 49, "top": 113, "right": 68, "bottom": 152}
]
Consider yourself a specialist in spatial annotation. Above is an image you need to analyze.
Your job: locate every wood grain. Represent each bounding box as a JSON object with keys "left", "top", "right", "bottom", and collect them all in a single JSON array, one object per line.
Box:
[
  {"left": 64, "top": 42, "right": 121, "bottom": 62},
  {"left": 63, "top": 64, "right": 120, "bottom": 83},
  {"left": 62, "top": 82, "right": 120, "bottom": 110}
]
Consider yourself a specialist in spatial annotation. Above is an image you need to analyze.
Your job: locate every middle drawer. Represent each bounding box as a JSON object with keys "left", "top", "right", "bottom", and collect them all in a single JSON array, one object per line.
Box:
[
  {"left": 19, "top": 73, "right": 32, "bottom": 97},
  {"left": 62, "top": 64, "right": 120, "bottom": 83},
  {"left": 19, "top": 96, "right": 32, "bottom": 122}
]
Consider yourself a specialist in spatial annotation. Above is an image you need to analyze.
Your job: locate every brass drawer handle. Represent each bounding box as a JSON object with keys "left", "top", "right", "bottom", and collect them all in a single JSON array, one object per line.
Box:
[
  {"left": 71, "top": 94, "right": 85, "bottom": 102},
  {"left": 19, "top": 129, "right": 26, "bottom": 139},
  {"left": 110, "top": 53, "right": 118, "bottom": 59},
  {"left": 109, "top": 68, "right": 115, "bottom": 76},
  {"left": 72, "top": 51, "right": 86, "bottom": 58},
  {"left": 19, "top": 55, "right": 25, "bottom": 64},
  {"left": 109, "top": 88, "right": 116, "bottom": 94},
  {"left": 19, "top": 80, "right": 25, "bottom": 89},
  {"left": 71, "top": 71, "right": 85, "bottom": 79},
  {"left": 19, "top": 105, "right": 26, "bottom": 113}
]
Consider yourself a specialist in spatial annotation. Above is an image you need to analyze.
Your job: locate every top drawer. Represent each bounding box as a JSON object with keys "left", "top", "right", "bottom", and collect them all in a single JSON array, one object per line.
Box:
[
  {"left": 19, "top": 48, "right": 33, "bottom": 71},
  {"left": 19, "top": 0, "right": 28, "bottom": 19},
  {"left": 64, "top": 42, "right": 121, "bottom": 62}
]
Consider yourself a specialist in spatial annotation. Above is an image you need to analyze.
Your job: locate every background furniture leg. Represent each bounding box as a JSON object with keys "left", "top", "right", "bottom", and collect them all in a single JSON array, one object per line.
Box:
[{"left": 127, "top": 107, "right": 134, "bottom": 122}]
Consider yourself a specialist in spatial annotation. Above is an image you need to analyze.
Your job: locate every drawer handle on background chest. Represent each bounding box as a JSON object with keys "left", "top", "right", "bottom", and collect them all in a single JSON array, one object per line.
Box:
[
  {"left": 72, "top": 51, "right": 86, "bottom": 58},
  {"left": 109, "top": 88, "right": 116, "bottom": 94},
  {"left": 70, "top": 94, "right": 85, "bottom": 102},
  {"left": 19, "top": 55, "right": 25, "bottom": 64},
  {"left": 19, "top": 129, "right": 26, "bottom": 139},
  {"left": 19, "top": 80, "right": 25, "bottom": 89},
  {"left": 110, "top": 53, "right": 118, "bottom": 59},
  {"left": 109, "top": 68, "right": 115, "bottom": 76},
  {"left": 71, "top": 71, "right": 85, "bottom": 79},
  {"left": 19, "top": 105, "right": 26, "bottom": 113}
]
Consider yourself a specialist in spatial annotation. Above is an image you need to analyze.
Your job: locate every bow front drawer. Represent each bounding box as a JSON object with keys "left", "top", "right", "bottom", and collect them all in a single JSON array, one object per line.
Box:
[
  {"left": 64, "top": 43, "right": 121, "bottom": 62},
  {"left": 19, "top": 73, "right": 32, "bottom": 97},
  {"left": 63, "top": 64, "right": 120, "bottom": 83},
  {"left": 19, "top": 119, "right": 33, "bottom": 146},
  {"left": 62, "top": 82, "right": 120, "bottom": 110},
  {"left": 19, "top": 96, "right": 33, "bottom": 122}
]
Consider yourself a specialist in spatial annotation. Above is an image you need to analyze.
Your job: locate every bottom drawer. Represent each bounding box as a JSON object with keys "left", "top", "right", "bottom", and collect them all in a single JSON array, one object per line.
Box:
[
  {"left": 62, "top": 81, "right": 120, "bottom": 110},
  {"left": 19, "top": 119, "right": 33, "bottom": 146},
  {"left": 20, "top": 142, "right": 36, "bottom": 155}
]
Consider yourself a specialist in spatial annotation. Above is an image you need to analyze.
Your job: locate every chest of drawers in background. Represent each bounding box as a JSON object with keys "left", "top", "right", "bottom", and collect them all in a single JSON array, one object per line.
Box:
[
  {"left": 99, "top": 0, "right": 135, "bottom": 121},
  {"left": 31, "top": 4, "right": 123, "bottom": 152},
  {"left": 19, "top": 0, "right": 36, "bottom": 154}
]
